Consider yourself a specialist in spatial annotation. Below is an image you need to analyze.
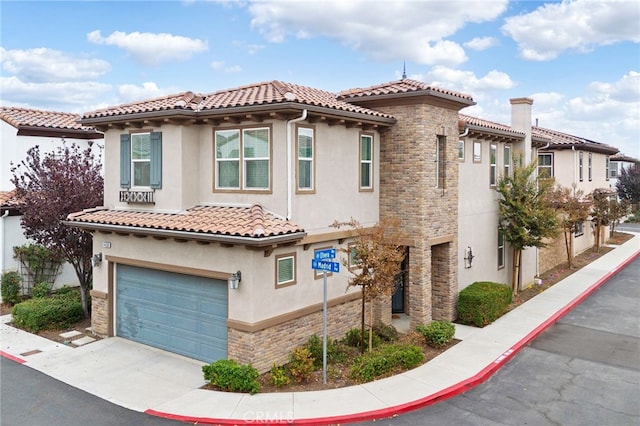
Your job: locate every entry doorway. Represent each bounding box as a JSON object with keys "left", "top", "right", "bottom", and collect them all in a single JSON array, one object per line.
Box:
[{"left": 392, "top": 253, "right": 409, "bottom": 314}]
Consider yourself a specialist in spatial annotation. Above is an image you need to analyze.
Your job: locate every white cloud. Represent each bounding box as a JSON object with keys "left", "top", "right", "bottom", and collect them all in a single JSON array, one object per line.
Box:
[
  {"left": 232, "top": 40, "right": 265, "bottom": 55},
  {"left": 0, "top": 47, "right": 111, "bottom": 83},
  {"left": 247, "top": 0, "right": 508, "bottom": 66},
  {"left": 0, "top": 76, "right": 111, "bottom": 111},
  {"left": 464, "top": 36, "right": 499, "bottom": 51},
  {"left": 117, "top": 82, "right": 180, "bottom": 104},
  {"left": 423, "top": 66, "right": 516, "bottom": 93},
  {"left": 211, "top": 61, "right": 242, "bottom": 73},
  {"left": 502, "top": 0, "right": 640, "bottom": 61},
  {"left": 87, "top": 30, "right": 208, "bottom": 66}
]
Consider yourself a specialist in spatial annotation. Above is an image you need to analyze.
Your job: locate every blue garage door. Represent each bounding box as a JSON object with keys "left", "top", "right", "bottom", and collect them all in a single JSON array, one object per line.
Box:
[{"left": 116, "top": 265, "right": 227, "bottom": 363}]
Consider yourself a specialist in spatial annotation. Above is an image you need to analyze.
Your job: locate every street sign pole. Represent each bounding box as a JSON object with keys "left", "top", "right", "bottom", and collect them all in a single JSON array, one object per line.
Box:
[{"left": 322, "top": 270, "right": 327, "bottom": 385}]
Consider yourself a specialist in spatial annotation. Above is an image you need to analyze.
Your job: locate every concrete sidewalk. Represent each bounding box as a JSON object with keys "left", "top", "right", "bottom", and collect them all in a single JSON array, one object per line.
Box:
[{"left": 2, "top": 233, "right": 639, "bottom": 425}]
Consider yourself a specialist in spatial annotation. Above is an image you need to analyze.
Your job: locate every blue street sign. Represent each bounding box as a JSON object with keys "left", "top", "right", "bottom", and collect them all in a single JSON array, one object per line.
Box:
[
  {"left": 314, "top": 248, "right": 336, "bottom": 260},
  {"left": 311, "top": 259, "right": 340, "bottom": 273}
]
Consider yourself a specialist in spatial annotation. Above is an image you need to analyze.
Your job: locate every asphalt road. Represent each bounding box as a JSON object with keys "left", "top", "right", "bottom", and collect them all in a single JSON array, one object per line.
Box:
[
  {"left": 0, "top": 356, "right": 182, "bottom": 426},
  {"left": 363, "top": 226, "right": 640, "bottom": 425}
]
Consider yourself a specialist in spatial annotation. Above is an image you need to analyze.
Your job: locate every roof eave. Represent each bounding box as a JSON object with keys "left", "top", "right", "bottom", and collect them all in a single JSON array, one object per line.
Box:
[
  {"left": 341, "top": 90, "right": 476, "bottom": 107},
  {"left": 63, "top": 220, "right": 307, "bottom": 247}
]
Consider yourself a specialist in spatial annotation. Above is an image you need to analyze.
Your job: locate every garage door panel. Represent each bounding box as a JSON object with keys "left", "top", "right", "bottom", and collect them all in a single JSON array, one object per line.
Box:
[{"left": 116, "top": 265, "right": 228, "bottom": 363}]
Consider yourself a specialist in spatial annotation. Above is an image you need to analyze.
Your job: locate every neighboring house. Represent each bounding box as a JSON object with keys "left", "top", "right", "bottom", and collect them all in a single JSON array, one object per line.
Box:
[
  {"left": 457, "top": 98, "right": 552, "bottom": 292},
  {"left": 0, "top": 107, "right": 104, "bottom": 293},
  {"left": 533, "top": 125, "right": 619, "bottom": 271},
  {"left": 67, "top": 80, "right": 474, "bottom": 372},
  {"left": 608, "top": 153, "right": 638, "bottom": 197}
]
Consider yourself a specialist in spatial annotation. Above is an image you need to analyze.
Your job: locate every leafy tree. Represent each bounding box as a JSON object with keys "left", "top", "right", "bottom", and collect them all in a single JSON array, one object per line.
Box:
[
  {"left": 11, "top": 143, "right": 103, "bottom": 317},
  {"left": 615, "top": 162, "right": 640, "bottom": 210},
  {"left": 590, "top": 189, "right": 614, "bottom": 253},
  {"left": 548, "top": 185, "right": 590, "bottom": 268},
  {"left": 609, "top": 198, "right": 630, "bottom": 236},
  {"left": 495, "top": 159, "right": 558, "bottom": 296},
  {"left": 333, "top": 218, "right": 406, "bottom": 352}
]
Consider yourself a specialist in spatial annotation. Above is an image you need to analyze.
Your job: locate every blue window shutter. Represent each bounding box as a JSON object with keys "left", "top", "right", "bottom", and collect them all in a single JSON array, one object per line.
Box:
[
  {"left": 120, "top": 134, "right": 131, "bottom": 188},
  {"left": 150, "top": 132, "right": 162, "bottom": 189}
]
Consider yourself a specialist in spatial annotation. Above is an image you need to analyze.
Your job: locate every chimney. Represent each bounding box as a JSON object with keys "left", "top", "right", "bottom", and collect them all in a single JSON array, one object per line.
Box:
[{"left": 510, "top": 97, "right": 534, "bottom": 164}]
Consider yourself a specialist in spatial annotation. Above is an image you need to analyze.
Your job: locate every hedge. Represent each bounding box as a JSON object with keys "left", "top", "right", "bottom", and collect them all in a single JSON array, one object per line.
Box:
[{"left": 457, "top": 281, "right": 512, "bottom": 327}]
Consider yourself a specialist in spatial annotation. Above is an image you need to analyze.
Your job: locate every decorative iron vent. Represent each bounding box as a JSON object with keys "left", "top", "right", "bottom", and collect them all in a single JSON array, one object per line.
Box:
[{"left": 119, "top": 190, "right": 155, "bottom": 204}]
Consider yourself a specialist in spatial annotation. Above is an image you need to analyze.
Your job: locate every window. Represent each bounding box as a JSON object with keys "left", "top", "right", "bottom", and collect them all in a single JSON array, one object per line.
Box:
[
  {"left": 436, "top": 135, "right": 446, "bottom": 189},
  {"left": 348, "top": 244, "right": 362, "bottom": 270},
  {"left": 538, "top": 153, "right": 553, "bottom": 178},
  {"left": 275, "top": 253, "right": 296, "bottom": 287},
  {"left": 497, "top": 229, "right": 505, "bottom": 269},
  {"left": 215, "top": 127, "right": 271, "bottom": 191},
  {"left": 120, "top": 132, "right": 162, "bottom": 189},
  {"left": 588, "top": 152, "right": 592, "bottom": 181},
  {"left": 458, "top": 140, "right": 465, "bottom": 161},
  {"left": 473, "top": 141, "right": 482, "bottom": 163},
  {"left": 606, "top": 157, "right": 612, "bottom": 180},
  {"left": 359, "top": 134, "right": 373, "bottom": 190},
  {"left": 609, "top": 161, "right": 619, "bottom": 179},
  {"left": 489, "top": 144, "right": 497, "bottom": 186},
  {"left": 504, "top": 145, "right": 511, "bottom": 177},
  {"left": 574, "top": 221, "right": 584, "bottom": 237},
  {"left": 579, "top": 151, "right": 584, "bottom": 182},
  {"left": 297, "top": 126, "right": 315, "bottom": 191}
]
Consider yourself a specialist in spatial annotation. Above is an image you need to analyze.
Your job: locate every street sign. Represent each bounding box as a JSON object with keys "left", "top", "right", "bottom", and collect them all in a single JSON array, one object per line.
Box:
[
  {"left": 311, "top": 259, "right": 340, "bottom": 273},
  {"left": 314, "top": 248, "right": 336, "bottom": 260}
]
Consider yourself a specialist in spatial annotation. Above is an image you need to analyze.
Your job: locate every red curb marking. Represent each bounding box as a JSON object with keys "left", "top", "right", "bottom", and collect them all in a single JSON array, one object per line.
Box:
[
  {"left": 146, "top": 248, "right": 640, "bottom": 426},
  {"left": 0, "top": 351, "right": 26, "bottom": 364}
]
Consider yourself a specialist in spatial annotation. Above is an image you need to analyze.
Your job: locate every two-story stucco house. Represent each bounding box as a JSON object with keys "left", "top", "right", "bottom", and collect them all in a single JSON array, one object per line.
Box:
[
  {"left": 66, "top": 79, "right": 475, "bottom": 371},
  {"left": 533, "top": 125, "right": 619, "bottom": 271},
  {"left": 1, "top": 107, "right": 103, "bottom": 294}
]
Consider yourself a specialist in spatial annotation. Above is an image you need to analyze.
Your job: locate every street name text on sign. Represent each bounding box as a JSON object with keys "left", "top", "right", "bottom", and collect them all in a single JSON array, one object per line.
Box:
[
  {"left": 311, "top": 259, "right": 340, "bottom": 273},
  {"left": 314, "top": 248, "right": 336, "bottom": 260}
]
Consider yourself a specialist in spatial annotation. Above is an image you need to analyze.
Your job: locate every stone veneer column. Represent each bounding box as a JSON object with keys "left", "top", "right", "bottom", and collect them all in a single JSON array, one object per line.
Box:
[
  {"left": 375, "top": 101, "right": 459, "bottom": 328},
  {"left": 89, "top": 290, "right": 109, "bottom": 336}
]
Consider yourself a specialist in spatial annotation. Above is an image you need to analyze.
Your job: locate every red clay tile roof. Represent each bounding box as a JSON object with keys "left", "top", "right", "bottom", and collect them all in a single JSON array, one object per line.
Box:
[
  {"left": 533, "top": 126, "right": 619, "bottom": 154},
  {"left": 66, "top": 203, "right": 305, "bottom": 245},
  {"left": 0, "top": 107, "right": 97, "bottom": 133},
  {"left": 337, "top": 79, "right": 474, "bottom": 104},
  {"left": 82, "top": 81, "right": 394, "bottom": 121},
  {"left": 459, "top": 114, "right": 525, "bottom": 136},
  {"left": 0, "top": 190, "right": 20, "bottom": 207}
]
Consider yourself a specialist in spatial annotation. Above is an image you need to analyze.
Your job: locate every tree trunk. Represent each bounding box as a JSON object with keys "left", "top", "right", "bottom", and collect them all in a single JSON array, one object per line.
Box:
[
  {"left": 360, "top": 288, "right": 366, "bottom": 353},
  {"left": 512, "top": 248, "right": 521, "bottom": 297},
  {"left": 368, "top": 300, "right": 374, "bottom": 352},
  {"left": 563, "top": 227, "right": 572, "bottom": 269}
]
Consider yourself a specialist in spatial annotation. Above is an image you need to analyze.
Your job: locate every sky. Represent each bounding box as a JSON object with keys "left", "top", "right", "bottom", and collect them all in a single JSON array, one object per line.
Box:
[{"left": 1, "top": 0, "right": 639, "bottom": 158}]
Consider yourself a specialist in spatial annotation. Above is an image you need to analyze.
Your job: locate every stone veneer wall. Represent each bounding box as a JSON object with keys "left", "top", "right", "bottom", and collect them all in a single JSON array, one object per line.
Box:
[
  {"left": 539, "top": 235, "right": 567, "bottom": 275},
  {"left": 228, "top": 298, "right": 363, "bottom": 373},
  {"left": 431, "top": 242, "right": 457, "bottom": 320},
  {"left": 89, "top": 290, "right": 109, "bottom": 336},
  {"left": 375, "top": 101, "right": 460, "bottom": 328}
]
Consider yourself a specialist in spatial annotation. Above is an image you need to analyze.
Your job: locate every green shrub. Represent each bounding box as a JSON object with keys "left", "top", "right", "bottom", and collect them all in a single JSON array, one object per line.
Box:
[
  {"left": 1, "top": 271, "right": 22, "bottom": 305},
  {"left": 457, "top": 281, "right": 513, "bottom": 327},
  {"left": 349, "top": 343, "right": 424, "bottom": 383},
  {"left": 32, "top": 282, "right": 52, "bottom": 299},
  {"left": 416, "top": 321, "right": 455, "bottom": 347},
  {"left": 268, "top": 363, "right": 290, "bottom": 387},
  {"left": 288, "top": 347, "right": 315, "bottom": 383},
  {"left": 202, "top": 360, "right": 260, "bottom": 394},
  {"left": 303, "top": 334, "right": 344, "bottom": 368},
  {"left": 344, "top": 327, "right": 381, "bottom": 348},
  {"left": 12, "top": 292, "right": 83, "bottom": 332},
  {"left": 373, "top": 322, "right": 398, "bottom": 342}
]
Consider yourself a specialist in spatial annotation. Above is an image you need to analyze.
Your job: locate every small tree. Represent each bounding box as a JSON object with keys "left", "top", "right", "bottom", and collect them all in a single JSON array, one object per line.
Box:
[
  {"left": 333, "top": 218, "right": 406, "bottom": 352},
  {"left": 609, "top": 198, "right": 630, "bottom": 236},
  {"left": 548, "top": 185, "right": 590, "bottom": 268},
  {"left": 11, "top": 143, "right": 103, "bottom": 317},
  {"left": 590, "top": 189, "right": 613, "bottom": 253},
  {"left": 615, "top": 162, "right": 640, "bottom": 210},
  {"left": 496, "top": 159, "right": 558, "bottom": 296}
]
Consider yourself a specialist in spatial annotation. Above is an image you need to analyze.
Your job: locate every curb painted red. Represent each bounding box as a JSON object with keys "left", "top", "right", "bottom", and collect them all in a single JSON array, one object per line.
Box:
[
  {"left": 0, "top": 351, "right": 26, "bottom": 364},
  {"left": 147, "top": 248, "right": 640, "bottom": 426}
]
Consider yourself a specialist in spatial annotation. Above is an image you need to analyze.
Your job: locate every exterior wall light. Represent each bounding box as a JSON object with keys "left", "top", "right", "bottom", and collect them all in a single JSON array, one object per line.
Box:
[
  {"left": 464, "top": 246, "right": 474, "bottom": 269},
  {"left": 228, "top": 271, "right": 241, "bottom": 290},
  {"left": 92, "top": 252, "right": 103, "bottom": 267}
]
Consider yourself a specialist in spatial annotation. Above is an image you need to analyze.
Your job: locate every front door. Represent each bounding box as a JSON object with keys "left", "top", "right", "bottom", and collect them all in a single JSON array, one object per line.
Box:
[{"left": 392, "top": 255, "right": 408, "bottom": 313}]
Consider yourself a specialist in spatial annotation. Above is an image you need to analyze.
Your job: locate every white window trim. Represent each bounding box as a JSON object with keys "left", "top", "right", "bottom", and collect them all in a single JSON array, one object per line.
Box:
[
  {"left": 275, "top": 253, "right": 297, "bottom": 288},
  {"left": 296, "top": 126, "right": 315, "bottom": 192},
  {"left": 489, "top": 143, "right": 497, "bottom": 187},
  {"left": 131, "top": 132, "right": 151, "bottom": 189},
  {"left": 473, "top": 141, "right": 482, "bottom": 163},
  {"left": 359, "top": 133, "right": 374, "bottom": 191}
]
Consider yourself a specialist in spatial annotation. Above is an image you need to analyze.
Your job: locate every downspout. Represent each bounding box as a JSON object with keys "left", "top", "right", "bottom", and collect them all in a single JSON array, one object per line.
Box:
[
  {"left": 571, "top": 145, "right": 576, "bottom": 196},
  {"left": 535, "top": 141, "right": 550, "bottom": 280},
  {"left": 0, "top": 210, "right": 8, "bottom": 278},
  {"left": 286, "top": 109, "right": 308, "bottom": 220}
]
